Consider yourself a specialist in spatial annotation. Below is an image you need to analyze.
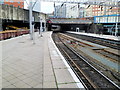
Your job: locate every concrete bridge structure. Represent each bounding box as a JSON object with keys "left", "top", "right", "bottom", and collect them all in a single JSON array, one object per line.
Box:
[{"left": 0, "top": 4, "right": 48, "bottom": 31}]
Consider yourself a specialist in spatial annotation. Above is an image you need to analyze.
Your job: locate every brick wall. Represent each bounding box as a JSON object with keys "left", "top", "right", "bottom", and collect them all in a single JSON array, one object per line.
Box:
[{"left": 4, "top": 0, "right": 24, "bottom": 8}]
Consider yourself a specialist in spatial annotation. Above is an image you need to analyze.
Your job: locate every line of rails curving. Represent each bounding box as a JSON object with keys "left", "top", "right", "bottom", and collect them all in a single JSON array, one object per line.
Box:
[{"left": 52, "top": 32, "right": 120, "bottom": 89}]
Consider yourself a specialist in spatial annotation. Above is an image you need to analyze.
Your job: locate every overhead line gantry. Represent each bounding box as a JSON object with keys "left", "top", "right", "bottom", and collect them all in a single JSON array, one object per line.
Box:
[{"left": 39, "top": 0, "right": 119, "bottom": 7}]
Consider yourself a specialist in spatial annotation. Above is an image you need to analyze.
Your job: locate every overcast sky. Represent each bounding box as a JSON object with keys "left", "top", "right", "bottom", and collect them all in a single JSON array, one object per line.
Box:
[
  {"left": 24, "top": 1, "right": 56, "bottom": 13},
  {"left": 41, "top": 1, "right": 54, "bottom": 13}
]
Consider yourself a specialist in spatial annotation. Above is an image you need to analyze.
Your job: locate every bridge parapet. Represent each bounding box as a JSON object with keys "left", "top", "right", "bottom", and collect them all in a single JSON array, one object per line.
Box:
[{"left": 49, "top": 18, "right": 93, "bottom": 24}]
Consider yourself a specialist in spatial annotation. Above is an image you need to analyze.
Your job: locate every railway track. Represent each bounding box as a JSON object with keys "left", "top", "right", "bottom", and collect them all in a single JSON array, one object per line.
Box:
[
  {"left": 52, "top": 32, "right": 120, "bottom": 89},
  {"left": 64, "top": 32, "right": 120, "bottom": 50},
  {"left": 60, "top": 33, "right": 119, "bottom": 63},
  {"left": 94, "top": 49, "right": 120, "bottom": 62}
]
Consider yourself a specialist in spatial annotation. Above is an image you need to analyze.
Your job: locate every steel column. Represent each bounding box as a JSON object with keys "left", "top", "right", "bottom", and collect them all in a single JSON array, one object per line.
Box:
[{"left": 29, "top": 0, "right": 33, "bottom": 40}]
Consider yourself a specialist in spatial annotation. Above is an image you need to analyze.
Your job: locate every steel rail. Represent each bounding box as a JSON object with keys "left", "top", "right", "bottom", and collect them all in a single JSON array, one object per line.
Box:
[
  {"left": 52, "top": 32, "right": 120, "bottom": 89},
  {"left": 65, "top": 32, "right": 120, "bottom": 50}
]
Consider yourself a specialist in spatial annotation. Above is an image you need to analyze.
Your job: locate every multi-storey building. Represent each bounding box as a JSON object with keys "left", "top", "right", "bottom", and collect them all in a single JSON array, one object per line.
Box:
[
  {"left": 85, "top": 5, "right": 93, "bottom": 17},
  {"left": 92, "top": 5, "right": 119, "bottom": 16},
  {"left": 66, "top": 4, "right": 79, "bottom": 18},
  {"left": 54, "top": 4, "right": 66, "bottom": 18},
  {"left": 3, "top": 0, "right": 24, "bottom": 8},
  {"left": 85, "top": 3, "right": 120, "bottom": 17},
  {"left": 79, "top": 7, "right": 85, "bottom": 18},
  {"left": 54, "top": 3, "right": 79, "bottom": 18}
]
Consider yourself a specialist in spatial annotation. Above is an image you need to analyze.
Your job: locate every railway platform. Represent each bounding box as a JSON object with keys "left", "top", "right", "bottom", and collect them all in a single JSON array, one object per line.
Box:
[
  {"left": 67, "top": 31, "right": 119, "bottom": 41},
  {"left": 1, "top": 31, "right": 84, "bottom": 88}
]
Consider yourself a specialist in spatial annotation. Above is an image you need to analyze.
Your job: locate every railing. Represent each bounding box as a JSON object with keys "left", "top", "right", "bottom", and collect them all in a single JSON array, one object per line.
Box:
[{"left": 50, "top": 18, "right": 92, "bottom": 24}]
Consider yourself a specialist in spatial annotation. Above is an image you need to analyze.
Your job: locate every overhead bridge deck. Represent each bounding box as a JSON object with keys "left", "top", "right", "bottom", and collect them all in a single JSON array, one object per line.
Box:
[
  {"left": 48, "top": 18, "right": 92, "bottom": 31},
  {"left": 49, "top": 18, "right": 92, "bottom": 24}
]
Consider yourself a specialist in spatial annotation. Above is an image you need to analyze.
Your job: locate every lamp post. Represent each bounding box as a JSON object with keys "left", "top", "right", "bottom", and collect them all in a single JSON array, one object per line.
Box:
[
  {"left": 44, "top": 21, "right": 46, "bottom": 32},
  {"left": 115, "top": 14, "right": 118, "bottom": 36},
  {"left": 39, "top": 17, "right": 43, "bottom": 37},
  {"left": 28, "top": 0, "right": 39, "bottom": 42},
  {"left": 32, "top": 17, "right": 35, "bottom": 44},
  {"left": 29, "top": 0, "right": 33, "bottom": 40}
]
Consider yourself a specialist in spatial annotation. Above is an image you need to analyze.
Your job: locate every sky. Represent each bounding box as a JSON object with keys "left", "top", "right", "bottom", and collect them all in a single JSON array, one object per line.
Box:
[
  {"left": 24, "top": 1, "right": 56, "bottom": 13},
  {"left": 41, "top": 1, "right": 54, "bottom": 13}
]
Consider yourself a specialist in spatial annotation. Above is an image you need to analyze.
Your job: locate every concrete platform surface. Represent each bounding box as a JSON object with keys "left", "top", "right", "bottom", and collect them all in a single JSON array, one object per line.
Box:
[
  {"left": 1, "top": 31, "right": 84, "bottom": 89},
  {"left": 67, "top": 31, "right": 119, "bottom": 41}
]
